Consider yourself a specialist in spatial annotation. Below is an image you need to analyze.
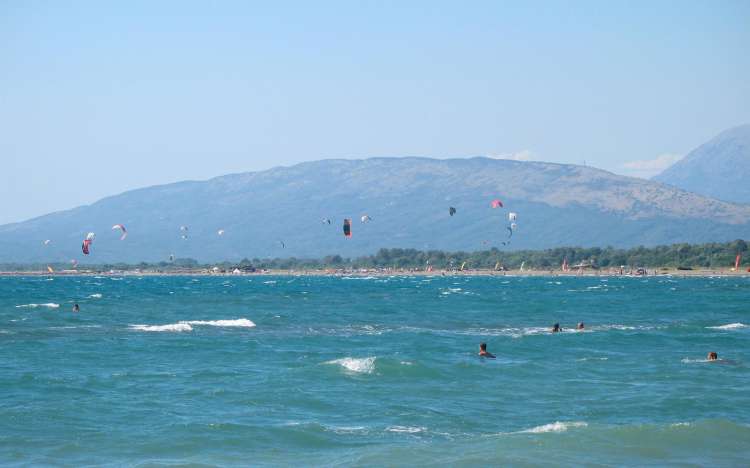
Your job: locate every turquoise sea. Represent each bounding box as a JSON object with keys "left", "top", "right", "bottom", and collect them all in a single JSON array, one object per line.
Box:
[{"left": 1, "top": 274, "right": 749, "bottom": 466}]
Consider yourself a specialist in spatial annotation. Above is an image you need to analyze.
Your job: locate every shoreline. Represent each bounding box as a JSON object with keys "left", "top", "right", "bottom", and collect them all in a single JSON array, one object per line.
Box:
[{"left": 1, "top": 268, "right": 748, "bottom": 278}]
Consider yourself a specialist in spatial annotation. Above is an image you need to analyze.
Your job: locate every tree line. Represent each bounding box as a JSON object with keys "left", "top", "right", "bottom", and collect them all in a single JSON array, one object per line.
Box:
[{"left": 2, "top": 240, "right": 747, "bottom": 272}]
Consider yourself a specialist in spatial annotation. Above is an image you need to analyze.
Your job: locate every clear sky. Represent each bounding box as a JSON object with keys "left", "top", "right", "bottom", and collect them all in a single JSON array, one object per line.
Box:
[{"left": 2, "top": 0, "right": 749, "bottom": 224}]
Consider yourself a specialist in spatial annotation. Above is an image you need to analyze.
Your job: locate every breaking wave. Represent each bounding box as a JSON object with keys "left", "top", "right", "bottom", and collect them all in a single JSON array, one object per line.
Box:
[
  {"left": 518, "top": 421, "right": 588, "bottom": 434},
  {"left": 15, "top": 303, "right": 59, "bottom": 309},
  {"left": 182, "top": 319, "right": 256, "bottom": 328},
  {"left": 706, "top": 323, "right": 747, "bottom": 330},
  {"left": 325, "top": 357, "right": 376, "bottom": 374},
  {"left": 130, "top": 323, "right": 193, "bottom": 332}
]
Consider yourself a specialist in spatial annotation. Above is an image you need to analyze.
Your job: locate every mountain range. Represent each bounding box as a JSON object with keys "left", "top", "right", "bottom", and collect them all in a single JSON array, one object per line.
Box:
[
  {"left": 654, "top": 124, "right": 750, "bottom": 203},
  {"left": 1, "top": 150, "right": 749, "bottom": 263}
]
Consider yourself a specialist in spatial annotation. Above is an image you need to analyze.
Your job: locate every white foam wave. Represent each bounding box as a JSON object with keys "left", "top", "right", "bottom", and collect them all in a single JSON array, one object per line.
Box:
[
  {"left": 130, "top": 323, "right": 193, "bottom": 332},
  {"left": 15, "top": 303, "right": 59, "bottom": 309},
  {"left": 326, "top": 357, "right": 376, "bottom": 374},
  {"left": 706, "top": 322, "right": 747, "bottom": 330},
  {"left": 520, "top": 421, "right": 587, "bottom": 434},
  {"left": 680, "top": 358, "right": 721, "bottom": 364},
  {"left": 88, "top": 293, "right": 103, "bottom": 299},
  {"left": 386, "top": 425, "right": 425, "bottom": 433},
  {"left": 576, "top": 357, "right": 609, "bottom": 362},
  {"left": 328, "top": 425, "right": 368, "bottom": 434},
  {"left": 182, "top": 319, "right": 256, "bottom": 328}
]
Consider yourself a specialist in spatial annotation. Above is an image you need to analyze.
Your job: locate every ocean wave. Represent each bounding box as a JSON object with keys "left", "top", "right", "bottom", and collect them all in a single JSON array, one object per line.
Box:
[
  {"left": 308, "top": 324, "right": 390, "bottom": 337},
  {"left": 680, "top": 358, "right": 720, "bottom": 364},
  {"left": 325, "top": 357, "right": 376, "bottom": 374},
  {"left": 182, "top": 319, "right": 256, "bottom": 328},
  {"left": 386, "top": 426, "right": 426, "bottom": 434},
  {"left": 88, "top": 293, "right": 103, "bottom": 299},
  {"left": 706, "top": 322, "right": 747, "bottom": 330},
  {"left": 49, "top": 325, "right": 103, "bottom": 330},
  {"left": 518, "top": 421, "right": 588, "bottom": 434},
  {"left": 15, "top": 303, "right": 59, "bottom": 309},
  {"left": 129, "top": 323, "right": 193, "bottom": 332},
  {"left": 397, "top": 323, "right": 654, "bottom": 339}
]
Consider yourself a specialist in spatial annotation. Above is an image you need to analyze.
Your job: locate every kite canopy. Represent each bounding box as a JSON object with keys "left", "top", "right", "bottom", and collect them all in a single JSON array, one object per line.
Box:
[
  {"left": 322, "top": 218, "right": 331, "bottom": 225},
  {"left": 112, "top": 224, "right": 127, "bottom": 240},
  {"left": 343, "top": 219, "right": 352, "bottom": 237},
  {"left": 81, "top": 232, "right": 95, "bottom": 255},
  {"left": 491, "top": 199, "right": 504, "bottom": 208},
  {"left": 508, "top": 212, "right": 517, "bottom": 221},
  {"left": 43, "top": 239, "right": 51, "bottom": 245},
  {"left": 217, "top": 229, "right": 225, "bottom": 236},
  {"left": 360, "top": 215, "right": 371, "bottom": 223},
  {"left": 449, "top": 207, "right": 456, "bottom": 216}
]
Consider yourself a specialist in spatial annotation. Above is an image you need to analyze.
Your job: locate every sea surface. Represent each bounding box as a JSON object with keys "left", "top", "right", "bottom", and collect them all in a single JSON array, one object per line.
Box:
[{"left": 1, "top": 274, "right": 749, "bottom": 466}]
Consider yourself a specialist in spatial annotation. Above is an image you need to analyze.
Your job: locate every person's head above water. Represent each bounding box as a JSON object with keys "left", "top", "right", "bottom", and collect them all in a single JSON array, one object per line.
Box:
[
  {"left": 478, "top": 342, "right": 495, "bottom": 358},
  {"left": 73, "top": 303, "right": 79, "bottom": 312},
  {"left": 707, "top": 351, "right": 718, "bottom": 361},
  {"left": 577, "top": 322, "right": 584, "bottom": 330},
  {"left": 552, "top": 323, "right": 561, "bottom": 332}
]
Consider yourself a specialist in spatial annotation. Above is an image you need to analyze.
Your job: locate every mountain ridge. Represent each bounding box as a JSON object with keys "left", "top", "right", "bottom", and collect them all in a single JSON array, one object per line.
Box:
[
  {"left": 653, "top": 124, "right": 750, "bottom": 203},
  {"left": 1, "top": 156, "right": 749, "bottom": 263}
]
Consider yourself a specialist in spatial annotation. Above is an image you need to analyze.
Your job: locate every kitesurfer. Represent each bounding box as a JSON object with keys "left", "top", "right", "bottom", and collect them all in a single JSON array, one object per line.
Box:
[
  {"left": 707, "top": 351, "right": 718, "bottom": 361},
  {"left": 478, "top": 342, "right": 496, "bottom": 359}
]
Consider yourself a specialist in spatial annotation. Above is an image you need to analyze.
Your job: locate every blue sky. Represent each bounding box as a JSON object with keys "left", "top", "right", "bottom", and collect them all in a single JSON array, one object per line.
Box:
[{"left": 1, "top": 1, "right": 749, "bottom": 224}]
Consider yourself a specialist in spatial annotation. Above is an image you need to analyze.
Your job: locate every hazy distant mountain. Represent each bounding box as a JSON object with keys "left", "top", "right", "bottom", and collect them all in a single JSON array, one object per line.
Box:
[
  {"left": 1, "top": 157, "right": 749, "bottom": 263},
  {"left": 653, "top": 125, "right": 750, "bottom": 203}
]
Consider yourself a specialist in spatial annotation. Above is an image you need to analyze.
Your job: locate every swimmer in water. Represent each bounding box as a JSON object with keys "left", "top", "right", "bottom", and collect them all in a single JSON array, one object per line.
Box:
[
  {"left": 72, "top": 304, "right": 79, "bottom": 313},
  {"left": 551, "top": 323, "right": 562, "bottom": 333},
  {"left": 576, "top": 322, "right": 585, "bottom": 330},
  {"left": 707, "top": 351, "right": 718, "bottom": 361},
  {"left": 478, "top": 343, "right": 496, "bottom": 359}
]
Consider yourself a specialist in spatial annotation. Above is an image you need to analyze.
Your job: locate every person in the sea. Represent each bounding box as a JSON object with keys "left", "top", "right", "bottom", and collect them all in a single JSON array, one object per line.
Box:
[
  {"left": 576, "top": 322, "right": 585, "bottom": 330},
  {"left": 478, "top": 343, "right": 496, "bottom": 358},
  {"left": 72, "top": 303, "right": 79, "bottom": 313},
  {"left": 707, "top": 351, "right": 718, "bottom": 361},
  {"left": 552, "top": 323, "right": 562, "bottom": 333}
]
